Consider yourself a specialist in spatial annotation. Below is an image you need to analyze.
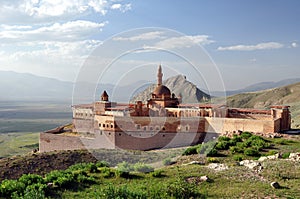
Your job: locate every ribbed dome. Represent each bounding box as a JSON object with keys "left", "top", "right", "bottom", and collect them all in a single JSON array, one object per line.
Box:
[{"left": 153, "top": 85, "right": 171, "bottom": 96}]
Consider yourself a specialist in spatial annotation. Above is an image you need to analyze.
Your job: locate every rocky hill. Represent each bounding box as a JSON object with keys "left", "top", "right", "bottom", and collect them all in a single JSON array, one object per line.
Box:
[
  {"left": 226, "top": 82, "right": 300, "bottom": 128},
  {"left": 130, "top": 75, "right": 210, "bottom": 103}
]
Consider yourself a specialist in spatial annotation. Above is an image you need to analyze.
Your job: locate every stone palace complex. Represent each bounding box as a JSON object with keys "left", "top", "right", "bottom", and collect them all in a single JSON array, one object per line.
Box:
[{"left": 40, "top": 65, "right": 291, "bottom": 152}]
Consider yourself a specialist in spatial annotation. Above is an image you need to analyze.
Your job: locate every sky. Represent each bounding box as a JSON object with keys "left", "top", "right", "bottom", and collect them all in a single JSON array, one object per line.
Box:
[{"left": 0, "top": 0, "right": 299, "bottom": 91}]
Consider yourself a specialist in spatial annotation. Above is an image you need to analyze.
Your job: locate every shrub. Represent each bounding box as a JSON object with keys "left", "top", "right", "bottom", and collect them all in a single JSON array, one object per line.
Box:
[
  {"left": 207, "top": 148, "right": 218, "bottom": 157},
  {"left": 215, "top": 141, "right": 229, "bottom": 150},
  {"left": 133, "top": 162, "right": 154, "bottom": 173},
  {"left": 218, "top": 136, "right": 231, "bottom": 142},
  {"left": 162, "top": 158, "right": 172, "bottom": 166},
  {"left": 240, "top": 132, "right": 253, "bottom": 140},
  {"left": 198, "top": 141, "right": 216, "bottom": 155},
  {"left": 282, "top": 152, "right": 290, "bottom": 159},
  {"left": 99, "top": 167, "right": 115, "bottom": 178},
  {"left": 96, "top": 161, "right": 110, "bottom": 168},
  {"left": 265, "top": 150, "right": 277, "bottom": 156},
  {"left": 182, "top": 145, "right": 199, "bottom": 156},
  {"left": 19, "top": 174, "right": 44, "bottom": 187},
  {"left": 244, "top": 148, "right": 260, "bottom": 157},
  {"left": 0, "top": 179, "right": 25, "bottom": 197},
  {"left": 116, "top": 161, "right": 134, "bottom": 173},
  {"left": 166, "top": 178, "right": 200, "bottom": 199},
  {"left": 207, "top": 157, "right": 219, "bottom": 163},
  {"left": 229, "top": 146, "right": 243, "bottom": 154},
  {"left": 233, "top": 155, "right": 243, "bottom": 161},
  {"left": 151, "top": 170, "right": 164, "bottom": 178}
]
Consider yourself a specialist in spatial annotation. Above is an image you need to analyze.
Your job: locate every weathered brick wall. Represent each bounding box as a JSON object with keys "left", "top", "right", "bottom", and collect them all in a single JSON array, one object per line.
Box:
[
  {"left": 73, "top": 118, "right": 95, "bottom": 133},
  {"left": 40, "top": 132, "right": 116, "bottom": 153},
  {"left": 205, "top": 117, "right": 275, "bottom": 134},
  {"left": 114, "top": 131, "right": 205, "bottom": 150},
  {"left": 39, "top": 133, "right": 86, "bottom": 152}
]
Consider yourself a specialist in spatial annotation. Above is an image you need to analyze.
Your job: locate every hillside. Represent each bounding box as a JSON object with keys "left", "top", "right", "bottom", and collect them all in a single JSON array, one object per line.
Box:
[
  {"left": 226, "top": 82, "right": 300, "bottom": 128},
  {"left": 130, "top": 75, "right": 210, "bottom": 103}
]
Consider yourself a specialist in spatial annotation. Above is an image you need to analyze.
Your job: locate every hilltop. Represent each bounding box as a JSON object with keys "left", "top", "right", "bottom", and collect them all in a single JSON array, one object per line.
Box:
[
  {"left": 131, "top": 75, "right": 210, "bottom": 103},
  {"left": 226, "top": 81, "right": 300, "bottom": 128}
]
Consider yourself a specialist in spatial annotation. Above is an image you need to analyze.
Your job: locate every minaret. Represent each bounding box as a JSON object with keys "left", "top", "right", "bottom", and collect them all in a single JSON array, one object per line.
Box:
[{"left": 157, "top": 65, "right": 163, "bottom": 86}]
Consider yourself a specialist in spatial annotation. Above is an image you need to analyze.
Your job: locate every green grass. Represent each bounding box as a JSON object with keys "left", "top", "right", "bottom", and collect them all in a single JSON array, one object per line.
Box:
[{"left": 0, "top": 132, "right": 39, "bottom": 158}]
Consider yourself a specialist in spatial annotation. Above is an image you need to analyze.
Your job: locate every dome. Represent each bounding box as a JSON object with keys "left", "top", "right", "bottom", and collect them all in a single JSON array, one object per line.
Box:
[{"left": 153, "top": 85, "right": 171, "bottom": 97}]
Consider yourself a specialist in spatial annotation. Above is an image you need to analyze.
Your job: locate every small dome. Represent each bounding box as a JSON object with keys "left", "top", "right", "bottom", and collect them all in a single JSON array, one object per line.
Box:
[{"left": 153, "top": 85, "right": 171, "bottom": 97}]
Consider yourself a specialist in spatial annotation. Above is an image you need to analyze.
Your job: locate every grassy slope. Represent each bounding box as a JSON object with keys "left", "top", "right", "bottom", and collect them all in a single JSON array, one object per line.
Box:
[
  {"left": 226, "top": 82, "right": 300, "bottom": 128},
  {"left": 0, "top": 132, "right": 39, "bottom": 158},
  {"left": 62, "top": 136, "right": 300, "bottom": 198},
  {"left": 1, "top": 135, "right": 299, "bottom": 198}
]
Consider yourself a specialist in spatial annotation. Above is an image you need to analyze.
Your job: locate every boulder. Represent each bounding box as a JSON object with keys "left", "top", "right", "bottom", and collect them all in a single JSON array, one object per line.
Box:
[
  {"left": 289, "top": 152, "right": 300, "bottom": 161},
  {"left": 208, "top": 163, "right": 228, "bottom": 171},
  {"left": 270, "top": 181, "right": 280, "bottom": 189},
  {"left": 200, "top": 175, "right": 211, "bottom": 182},
  {"left": 239, "top": 160, "right": 263, "bottom": 171}
]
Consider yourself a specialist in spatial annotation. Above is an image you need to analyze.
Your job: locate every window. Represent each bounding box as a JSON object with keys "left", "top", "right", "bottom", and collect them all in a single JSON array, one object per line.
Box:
[
  {"left": 143, "top": 126, "right": 147, "bottom": 131},
  {"left": 102, "top": 124, "right": 105, "bottom": 128},
  {"left": 162, "top": 126, "right": 166, "bottom": 131},
  {"left": 136, "top": 124, "right": 141, "bottom": 130}
]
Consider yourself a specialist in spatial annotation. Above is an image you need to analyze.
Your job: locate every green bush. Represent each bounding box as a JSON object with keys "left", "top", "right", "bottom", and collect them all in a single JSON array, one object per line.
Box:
[
  {"left": 207, "top": 148, "right": 218, "bottom": 157},
  {"left": 99, "top": 167, "right": 115, "bottom": 178},
  {"left": 162, "top": 158, "right": 172, "bottom": 166},
  {"left": 0, "top": 179, "right": 25, "bottom": 197},
  {"left": 182, "top": 145, "right": 199, "bottom": 155},
  {"left": 207, "top": 157, "right": 219, "bottom": 163},
  {"left": 19, "top": 174, "right": 44, "bottom": 187},
  {"left": 244, "top": 148, "right": 260, "bottom": 157},
  {"left": 198, "top": 141, "right": 216, "bottom": 155},
  {"left": 240, "top": 132, "right": 253, "bottom": 140},
  {"left": 151, "top": 170, "right": 164, "bottom": 178},
  {"left": 215, "top": 140, "right": 229, "bottom": 150},
  {"left": 229, "top": 146, "right": 243, "bottom": 154},
  {"left": 133, "top": 162, "right": 154, "bottom": 173},
  {"left": 218, "top": 136, "right": 231, "bottom": 142},
  {"left": 166, "top": 178, "right": 200, "bottom": 199},
  {"left": 282, "top": 152, "right": 290, "bottom": 159},
  {"left": 116, "top": 161, "right": 134, "bottom": 173},
  {"left": 233, "top": 155, "right": 243, "bottom": 161}
]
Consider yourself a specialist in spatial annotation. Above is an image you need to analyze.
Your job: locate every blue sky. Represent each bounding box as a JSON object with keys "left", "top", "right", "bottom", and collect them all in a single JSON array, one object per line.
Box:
[{"left": 0, "top": 0, "right": 299, "bottom": 90}]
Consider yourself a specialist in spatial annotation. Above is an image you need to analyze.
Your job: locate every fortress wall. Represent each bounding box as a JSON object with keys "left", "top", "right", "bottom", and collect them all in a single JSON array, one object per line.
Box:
[
  {"left": 40, "top": 132, "right": 116, "bottom": 153},
  {"left": 39, "top": 132, "right": 86, "bottom": 153},
  {"left": 205, "top": 117, "right": 276, "bottom": 134},
  {"left": 114, "top": 131, "right": 205, "bottom": 150},
  {"left": 73, "top": 118, "right": 95, "bottom": 133}
]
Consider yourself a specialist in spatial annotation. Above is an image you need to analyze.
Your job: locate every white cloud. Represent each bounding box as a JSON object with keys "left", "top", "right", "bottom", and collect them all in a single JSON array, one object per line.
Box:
[
  {"left": 291, "top": 42, "right": 298, "bottom": 48},
  {"left": 217, "top": 42, "right": 284, "bottom": 51},
  {"left": 0, "top": 20, "right": 107, "bottom": 43},
  {"left": 152, "top": 35, "right": 214, "bottom": 49},
  {"left": 110, "top": 3, "right": 131, "bottom": 12},
  {"left": 113, "top": 31, "right": 165, "bottom": 41},
  {"left": 0, "top": 0, "right": 131, "bottom": 23}
]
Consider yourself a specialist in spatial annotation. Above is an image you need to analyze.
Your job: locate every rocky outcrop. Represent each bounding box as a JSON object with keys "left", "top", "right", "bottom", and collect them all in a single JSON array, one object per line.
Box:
[{"left": 130, "top": 75, "right": 210, "bottom": 104}]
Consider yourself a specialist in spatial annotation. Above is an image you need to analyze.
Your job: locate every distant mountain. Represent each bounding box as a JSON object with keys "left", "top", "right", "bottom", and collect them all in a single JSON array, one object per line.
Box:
[
  {"left": 211, "top": 78, "right": 300, "bottom": 97},
  {"left": 0, "top": 71, "right": 151, "bottom": 103},
  {"left": 225, "top": 82, "right": 300, "bottom": 128},
  {"left": 130, "top": 75, "right": 210, "bottom": 103},
  {"left": 0, "top": 71, "right": 73, "bottom": 101}
]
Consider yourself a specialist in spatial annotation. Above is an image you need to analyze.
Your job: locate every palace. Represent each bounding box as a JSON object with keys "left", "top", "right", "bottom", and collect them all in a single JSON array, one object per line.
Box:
[{"left": 40, "top": 65, "right": 291, "bottom": 152}]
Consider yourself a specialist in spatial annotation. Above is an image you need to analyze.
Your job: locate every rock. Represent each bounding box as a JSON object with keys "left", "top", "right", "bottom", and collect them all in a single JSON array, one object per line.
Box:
[
  {"left": 200, "top": 175, "right": 211, "bottom": 182},
  {"left": 289, "top": 152, "right": 300, "bottom": 161},
  {"left": 184, "top": 161, "right": 204, "bottom": 165},
  {"left": 258, "top": 154, "right": 279, "bottom": 162},
  {"left": 208, "top": 163, "right": 228, "bottom": 171},
  {"left": 239, "top": 160, "right": 262, "bottom": 171},
  {"left": 270, "top": 181, "right": 280, "bottom": 189}
]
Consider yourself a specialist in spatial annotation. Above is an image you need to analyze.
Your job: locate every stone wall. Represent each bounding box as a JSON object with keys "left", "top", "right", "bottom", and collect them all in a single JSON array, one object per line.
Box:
[{"left": 205, "top": 117, "right": 276, "bottom": 134}]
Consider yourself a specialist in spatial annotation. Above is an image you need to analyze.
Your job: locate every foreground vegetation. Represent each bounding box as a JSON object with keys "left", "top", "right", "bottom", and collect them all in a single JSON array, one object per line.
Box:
[{"left": 0, "top": 133, "right": 299, "bottom": 198}]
